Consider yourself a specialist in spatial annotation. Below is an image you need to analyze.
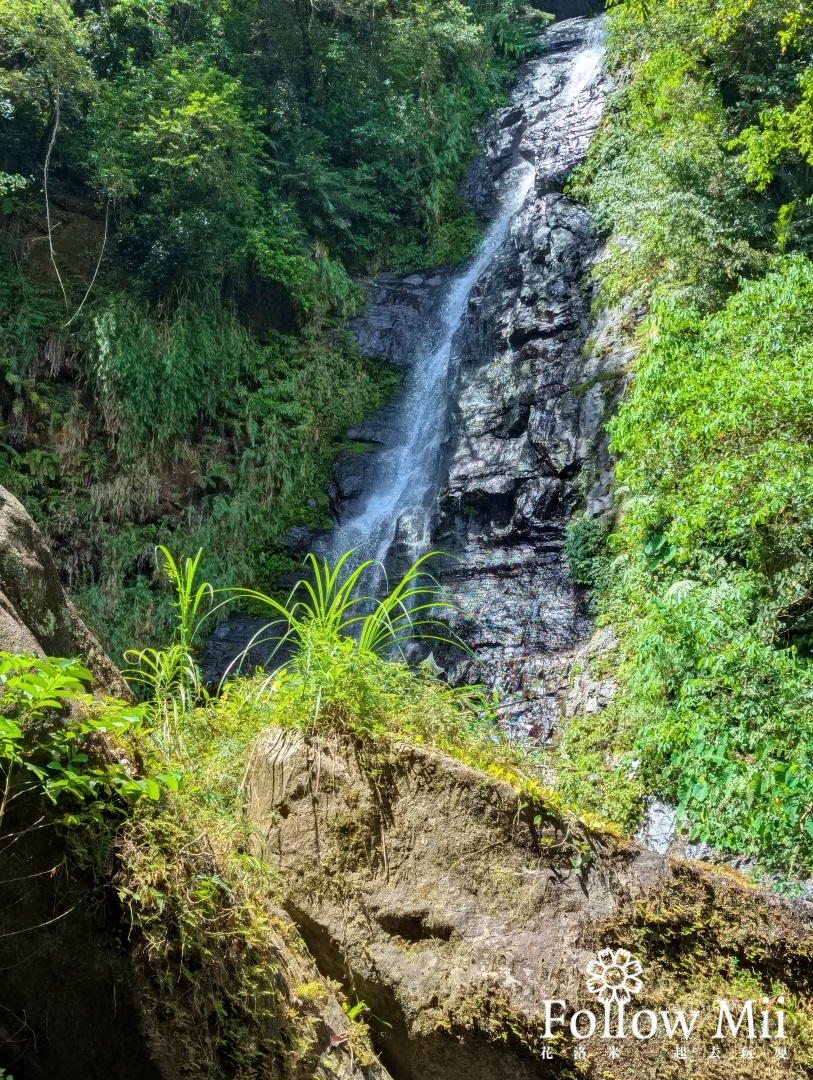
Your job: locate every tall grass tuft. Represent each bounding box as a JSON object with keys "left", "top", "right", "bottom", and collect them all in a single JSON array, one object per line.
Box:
[
  {"left": 223, "top": 550, "right": 473, "bottom": 740},
  {"left": 230, "top": 550, "right": 458, "bottom": 664},
  {"left": 125, "top": 547, "right": 212, "bottom": 754}
]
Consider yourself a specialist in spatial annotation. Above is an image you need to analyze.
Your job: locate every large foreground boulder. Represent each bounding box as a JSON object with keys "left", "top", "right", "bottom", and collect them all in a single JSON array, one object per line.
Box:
[
  {"left": 248, "top": 728, "right": 813, "bottom": 1079},
  {"left": 0, "top": 484, "right": 129, "bottom": 696}
]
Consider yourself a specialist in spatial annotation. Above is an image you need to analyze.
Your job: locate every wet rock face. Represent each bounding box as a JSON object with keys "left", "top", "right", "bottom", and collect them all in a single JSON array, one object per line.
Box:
[
  {"left": 430, "top": 20, "right": 617, "bottom": 735},
  {"left": 350, "top": 272, "right": 447, "bottom": 369},
  {"left": 434, "top": 194, "right": 602, "bottom": 735}
]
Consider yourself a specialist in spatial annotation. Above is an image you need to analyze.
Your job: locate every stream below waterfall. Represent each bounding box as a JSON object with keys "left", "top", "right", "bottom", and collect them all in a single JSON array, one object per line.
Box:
[{"left": 203, "top": 16, "right": 619, "bottom": 737}]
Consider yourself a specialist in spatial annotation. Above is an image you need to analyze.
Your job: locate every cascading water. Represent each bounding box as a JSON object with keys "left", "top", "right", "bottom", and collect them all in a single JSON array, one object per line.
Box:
[
  {"left": 323, "top": 15, "right": 612, "bottom": 735},
  {"left": 328, "top": 168, "right": 536, "bottom": 565},
  {"left": 202, "top": 18, "right": 611, "bottom": 695},
  {"left": 328, "top": 18, "right": 607, "bottom": 572}
]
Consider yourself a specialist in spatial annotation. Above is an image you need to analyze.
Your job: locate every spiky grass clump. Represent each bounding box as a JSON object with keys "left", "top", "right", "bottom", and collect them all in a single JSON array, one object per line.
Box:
[
  {"left": 218, "top": 550, "right": 508, "bottom": 752},
  {"left": 125, "top": 548, "right": 213, "bottom": 754}
]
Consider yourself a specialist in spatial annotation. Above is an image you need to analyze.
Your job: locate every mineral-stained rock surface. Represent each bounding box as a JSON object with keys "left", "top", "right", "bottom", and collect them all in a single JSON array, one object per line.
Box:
[
  {"left": 429, "top": 22, "right": 622, "bottom": 737},
  {"left": 248, "top": 726, "right": 813, "bottom": 1080}
]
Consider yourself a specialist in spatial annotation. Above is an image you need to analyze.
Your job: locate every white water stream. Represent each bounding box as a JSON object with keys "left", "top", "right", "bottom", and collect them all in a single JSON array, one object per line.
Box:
[
  {"left": 329, "top": 162, "right": 534, "bottom": 564},
  {"left": 329, "top": 20, "right": 606, "bottom": 569}
]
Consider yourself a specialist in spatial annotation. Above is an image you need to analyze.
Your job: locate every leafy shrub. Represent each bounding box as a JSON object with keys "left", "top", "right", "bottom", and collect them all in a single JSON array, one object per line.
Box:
[
  {"left": 0, "top": 653, "right": 177, "bottom": 829},
  {"left": 87, "top": 293, "right": 250, "bottom": 459},
  {"left": 567, "top": 0, "right": 813, "bottom": 879},
  {"left": 565, "top": 515, "right": 611, "bottom": 587},
  {"left": 611, "top": 256, "right": 813, "bottom": 602},
  {"left": 570, "top": 19, "right": 768, "bottom": 307},
  {"left": 125, "top": 547, "right": 213, "bottom": 753},
  {"left": 591, "top": 257, "right": 813, "bottom": 874}
]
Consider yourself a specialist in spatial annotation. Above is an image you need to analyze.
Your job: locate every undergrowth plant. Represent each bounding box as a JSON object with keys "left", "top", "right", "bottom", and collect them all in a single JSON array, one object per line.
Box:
[
  {"left": 203, "top": 551, "right": 562, "bottom": 808},
  {"left": 216, "top": 550, "right": 471, "bottom": 739},
  {"left": 557, "top": 0, "right": 813, "bottom": 880},
  {"left": 125, "top": 547, "right": 213, "bottom": 754},
  {"left": 230, "top": 548, "right": 457, "bottom": 660},
  {"left": 0, "top": 652, "right": 176, "bottom": 835}
]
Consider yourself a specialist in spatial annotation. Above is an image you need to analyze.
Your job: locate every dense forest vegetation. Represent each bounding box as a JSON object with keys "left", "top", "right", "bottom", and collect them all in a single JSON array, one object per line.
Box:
[
  {"left": 562, "top": 0, "right": 813, "bottom": 876},
  {"left": 5, "top": 0, "right": 813, "bottom": 1071},
  {"left": 4, "top": 0, "right": 813, "bottom": 886},
  {"left": 0, "top": 0, "right": 543, "bottom": 658}
]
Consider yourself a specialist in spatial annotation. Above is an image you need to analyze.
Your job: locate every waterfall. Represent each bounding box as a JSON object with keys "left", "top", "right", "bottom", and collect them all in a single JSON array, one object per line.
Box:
[
  {"left": 328, "top": 17, "right": 607, "bottom": 571},
  {"left": 201, "top": 17, "right": 609, "bottom": 691}
]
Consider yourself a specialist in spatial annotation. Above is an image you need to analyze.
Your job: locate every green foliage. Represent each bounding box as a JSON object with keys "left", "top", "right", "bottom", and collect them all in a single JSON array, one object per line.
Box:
[
  {"left": 0, "top": 653, "right": 177, "bottom": 830},
  {"left": 226, "top": 551, "right": 487, "bottom": 743},
  {"left": 234, "top": 550, "right": 457, "bottom": 660},
  {"left": 87, "top": 292, "right": 250, "bottom": 458},
  {"left": 706, "top": 0, "right": 813, "bottom": 192},
  {"left": 776, "top": 199, "right": 798, "bottom": 254},
  {"left": 568, "top": 0, "right": 813, "bottom": 876},
  {"left": 565, "top": 514, "right": 611, "bottom": 586},
  {"left": 1, "top": 0, "right": 539, "bottom": 297},
  {"left": 0, "top": 0, "right": 93, "bottom": 175},
  {"left": 125, "top": 547, "right": 213, "bottom": 753},
  {"left": 0, "top": 269, "right": 398, "bottom": 659},
  {"left": 554, "top": 697, "right": 646, "bottom": 832},
  {"left": 611, "top": 258, "right": 813, "bottom": 586},
  {"left": 575, "top": 258, "right": 813, "bottom": 874},
  {"left": 570, "top": 16, "right": 767, "bottom": 307}
]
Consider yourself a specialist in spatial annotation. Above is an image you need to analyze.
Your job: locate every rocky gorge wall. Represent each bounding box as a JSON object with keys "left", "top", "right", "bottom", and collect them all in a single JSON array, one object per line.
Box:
[{"left": 329, "top": 18, "right": 628, "bottom": 735}]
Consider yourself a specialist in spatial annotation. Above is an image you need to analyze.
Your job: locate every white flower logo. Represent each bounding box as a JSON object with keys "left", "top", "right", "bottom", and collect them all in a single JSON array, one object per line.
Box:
[{"left": 585, "top": 948, "right": 644, "bottom": 1005}]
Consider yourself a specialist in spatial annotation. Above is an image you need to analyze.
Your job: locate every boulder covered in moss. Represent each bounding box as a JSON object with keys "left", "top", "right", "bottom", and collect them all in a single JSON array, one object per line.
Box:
[{"left": 247, "top": 726, "right": 813, "bottom": 1079}]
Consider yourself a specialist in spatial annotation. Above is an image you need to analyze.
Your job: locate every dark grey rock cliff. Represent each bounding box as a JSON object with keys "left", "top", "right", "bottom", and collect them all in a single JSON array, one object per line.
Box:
[
  {"left": 432, "top": 24, "right": 620, "bottom": 733},
  {"left": 337, "top": 19, "right": 621, "bottom": 735}
]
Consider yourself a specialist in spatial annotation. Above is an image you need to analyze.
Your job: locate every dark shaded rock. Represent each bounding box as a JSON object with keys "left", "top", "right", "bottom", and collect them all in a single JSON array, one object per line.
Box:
[
  {"left": 282, "top": 523, "right": 329, "bottom": 555},
  {"left": 327, "top": 449, "right": 387, "bottom": 519},
  {"left": 199, "top": 610, "right": 282, "bottom": 689},
  {"left": 0, "top": 819, "right": 163, "bottom": 1080},
  {"left": 227, "top": 273, "right": 297, "bottom": 337},
  {"left": 461, "top": 153, "right": 500, "bottom": 219},
  {"left": 350, "top": 273, "right": 448, "bottom": 367},
  {"left": 0, "top": 484, "right": 130, "bottom": 697},
  {"left": 545, "top": 0, "right": 605, "bottom": 20}
]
